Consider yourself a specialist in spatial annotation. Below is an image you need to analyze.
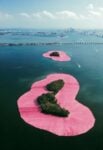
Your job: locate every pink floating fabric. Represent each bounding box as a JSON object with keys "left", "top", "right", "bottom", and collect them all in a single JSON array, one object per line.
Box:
[
  {"left": 43, "top": 50, "right": 71, "bottom": 61},
  {"left": 17, "top": 73, "right": 95, "bottom": 136}
]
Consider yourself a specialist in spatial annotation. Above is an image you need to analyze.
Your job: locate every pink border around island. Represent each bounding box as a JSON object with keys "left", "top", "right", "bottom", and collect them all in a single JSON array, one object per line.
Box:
[
  {"left": 43, "top": 50, "right": 71, "bottom": 61},
  {"left": 17, "top": 73, "right": 95, "bottom": 136}
]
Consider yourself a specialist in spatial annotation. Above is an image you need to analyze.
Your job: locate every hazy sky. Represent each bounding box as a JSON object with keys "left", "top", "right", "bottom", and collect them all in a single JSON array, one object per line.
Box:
[{"left": 0, "top": 0, "right": 103, "bottom": 28}]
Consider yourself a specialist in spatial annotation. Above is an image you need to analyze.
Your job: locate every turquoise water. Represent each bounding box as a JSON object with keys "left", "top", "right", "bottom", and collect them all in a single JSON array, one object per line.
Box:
[{"left": 0, "top": 29, "right": 103, "bottom": 150}]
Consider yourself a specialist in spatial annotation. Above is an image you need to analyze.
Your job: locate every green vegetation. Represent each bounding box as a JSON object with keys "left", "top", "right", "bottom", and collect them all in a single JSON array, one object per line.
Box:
[
  {"left": 37, "top": 79, "right": 69, "bottom": 117},
  {"left": 37, "top": 93, "right": 69, "bottom": 117},
  {"left": 38, "top": 93, "right": 57, "bottom": 105},
  {"left": 50, "top": 51, "right": 60, "bottom": 57},
  {"left": 46, "top": 79, "right": 64, "bottom": 94}
]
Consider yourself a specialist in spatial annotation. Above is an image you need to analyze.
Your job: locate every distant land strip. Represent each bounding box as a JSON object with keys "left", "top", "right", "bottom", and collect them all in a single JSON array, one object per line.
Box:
[{"left": 1, "top": 42, "right": 103, "bottom": 46}]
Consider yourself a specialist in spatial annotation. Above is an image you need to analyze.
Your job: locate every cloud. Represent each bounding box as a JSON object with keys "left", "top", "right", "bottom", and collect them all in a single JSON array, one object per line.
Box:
[
  {"left": 86, "top": 4, "right": 103, "bottom": 18},
  {"left": 87, "top": 4, "right": 94, "bottom": 10},
  {"left": 42, "top": 10, "right": 55, "bottom": 19},
  {"left": 32, "top": 10, "right": 78, "bottom": 19},
  {"left": 79, "top": 15, "right": 88, "bottom": 20},
  {"left": 18, "top": 8, "right": 103, "bottom": 22},
  {"left": 88, "top": 10, "right": 102, "bottom": 17},
  {"left": 32, "top": 11, "right": 55, "bottom": 20},
  {"left": 32, "top": 13, "right": 41, "bottom": 18},
  {"left": 98, "top": 7, "right": 103, "bottom": 11},
  {"left": 20, "top": 11, "right": 55, "bottom": 19},
  {"left": 20, "top": 13, "right": 31, "bottom": 18},
  {"left": 56, "top": 10, "right": 78, "bottom": 19}
]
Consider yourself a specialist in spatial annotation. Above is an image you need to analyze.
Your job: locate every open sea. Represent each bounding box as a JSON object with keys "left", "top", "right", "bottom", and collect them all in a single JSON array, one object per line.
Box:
[{"left": 0, "top": 29, "right": 103, "bottom": 150}]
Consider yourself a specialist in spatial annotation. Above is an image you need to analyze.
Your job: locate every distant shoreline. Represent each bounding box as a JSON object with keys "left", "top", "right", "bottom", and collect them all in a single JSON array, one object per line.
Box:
[{"left": 1, "top": 42, "right": 103, "bottom": 46}]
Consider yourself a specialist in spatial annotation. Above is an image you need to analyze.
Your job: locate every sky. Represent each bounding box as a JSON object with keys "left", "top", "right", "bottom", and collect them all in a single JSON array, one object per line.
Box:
[{"left": 0, "top": 0, "right": 103, "bottom": 29}]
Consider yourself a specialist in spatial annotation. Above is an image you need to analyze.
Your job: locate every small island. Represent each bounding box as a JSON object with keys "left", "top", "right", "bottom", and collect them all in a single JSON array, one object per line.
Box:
[
  {"left": 43, "top": 50, "right": 71, "bottom": 61},
  {"left": 17, "top": 73, "right": 95, "bottom": 136}
]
